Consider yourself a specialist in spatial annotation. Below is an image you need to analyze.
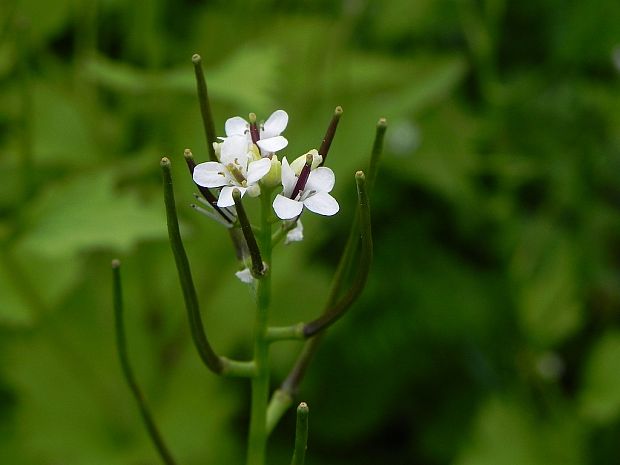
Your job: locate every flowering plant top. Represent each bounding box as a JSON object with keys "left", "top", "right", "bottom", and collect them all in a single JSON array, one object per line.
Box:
[{"left": 111, "top": 52, "right": 386, "bottom": 465}]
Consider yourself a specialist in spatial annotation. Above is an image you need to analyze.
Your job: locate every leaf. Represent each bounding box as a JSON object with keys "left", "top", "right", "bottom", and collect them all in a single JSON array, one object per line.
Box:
[
  {"left": 0, "top": 258, "right": 34, "bottom": 327},
  {"left": 13, "top": 0, "right": 72, "bottom": 46},
  {"left": 579, "top": 331, "right": 620, "bottom": 424},
  {"left": 386, "top": 102, "right": 480, "bottom": 206},
  {"left": 0, "top": 250, "right": 82, "bottom": 328},
  {"left": 32, "top": 83, "right": 95, "bottom": 165},
  {"left": 510, "top": 224, "right": 584, "bottom": 347},
  {"left": 84, "top": 45, "right": 281, "bottom": 111},
  {"left": 18, "top": 171, "right": 166, "bottom": 259},
  {"left": 379, "top": 55, "right": 467, "bottom": 116},
  {"left": 455, "top": 397, "right": 585, "bottom": 465}
]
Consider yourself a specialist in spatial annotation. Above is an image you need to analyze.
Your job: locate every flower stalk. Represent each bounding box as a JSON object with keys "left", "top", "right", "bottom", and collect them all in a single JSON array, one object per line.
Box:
[
  {"left": 290, "top": 403, "right": 309, "bottom": 465},
  {"left": 192, "top": 54, "right": 218, "bottom": 162},
  {"left": 262, "top": 171, "right": 371, "bottom": 342},
  {"left": 161, "top": 157, "right": 254, "bottom": 378},
  {"left": 246, "top": 186, "right": 275, "bottom": 465},
  {"left": 232, "top": 188, "right": 265, "bottom": 278},
  {"left": 265, "top": 118, "right": 386, "bottom": 432},
  {"left": 303, "top": 171, "right": 372, "bottom": 336},
  {"left": 318, "top": 106, "right": 343, "bottom": 166},
  {"left": 112, "top": 260, "right": 178, "bottom": 465}
]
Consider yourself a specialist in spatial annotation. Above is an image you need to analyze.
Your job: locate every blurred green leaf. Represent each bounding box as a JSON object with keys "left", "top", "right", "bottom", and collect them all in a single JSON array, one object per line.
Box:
[
  {"left": 511, "top": 224, "right": 584, "bottom": 347},
  {"left": 388, "top": 103, "right": 479, "bottom": 205},
  {"left": 579, "top": 331, "right": 620, "bottom": 424},
  {"left": 0, "top": 258, "right": 33, "bottom": 327},
  {"left": 32, "top": 83, "right": 95, "bottom": 165},
  {"left": 456, "top": 397, "right": 585, "bottom": 465},
  {"left": 380, "top": 55, "right": 467, "bottom": 116},
  {"left": 18, "top": 171, "right": 166, "bottom": 258},
  {"left": 0, "top": 250, "right": 82, "bottom": 327},
  {"left": 13, "top": 0, "right": 72, "bottom": 46},
  {"left": 85, "top": 45, "right": 280, "bottom": 111}
]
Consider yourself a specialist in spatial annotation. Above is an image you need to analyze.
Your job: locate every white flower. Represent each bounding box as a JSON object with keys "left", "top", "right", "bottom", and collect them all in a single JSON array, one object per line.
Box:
[
  {"left": 272, "top": 150, "right": 339, "bottom": 220},
  {"left": 224, "top": 110, "right": 289, "bottom": 155},
  {"left": 193, "top": 135, "right": 271, "bottom": 208}
]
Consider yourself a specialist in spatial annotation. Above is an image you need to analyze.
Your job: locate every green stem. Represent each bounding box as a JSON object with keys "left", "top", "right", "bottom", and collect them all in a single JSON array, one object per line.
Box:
[
  {"left": 290, "top": 403, "right": 309, "bottom": 465},
  {"left": 233, "top": 189, "right": 264, "bottom": 277},
  {"left": 161, "top": 157, "right": 224, "bottom": 374},
  {"left": 162, "top": 157, "right": 254, "bottom": 378},
  {"left": 192, "top": 54, "right": 218, "bottom": 162},
  {"left": 303, "top": 172, "right": 372, "bottom": 337},
  {"left": 266, "top": 119, "right": 387, "bottom": 433},
  {"left": 267, "top": 172, "right": 372, "bottom": 343},
  {"left": 16, "top": 18, "right": 34, "bottom": 202},
  {"left": 266, "top": 323, "right": 305, "bottom": 342},
  {"left": 368, "top": 118, "right": 387, "bottom": 192},
  {"left": 318, "top": 106, "right": 343, "bottom": 166},
  {"left": 266, "top": 389, "right": 294, "bottom": 433},
  {"left": 112, "top": 260, "right": 178, "bottom": 465},
  {"left": 247, "top": 187, "right": 274, "bottom": 465}
]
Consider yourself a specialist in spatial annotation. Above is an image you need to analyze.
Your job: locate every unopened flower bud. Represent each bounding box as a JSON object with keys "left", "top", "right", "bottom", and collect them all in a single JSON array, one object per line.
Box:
[
  {"left": 261, "top": 156, "right": 282, "bottom": 188},
  {"left": 249, "top": 143, "right": 261, "bottom": 161},
  {"left": 213, "top": 141, "right": 222, "bottom": 160},
  {"left": 247, "top": 184, "right": 261, "bottom": 197},
  {"left": 291, "top": 149, "right": 322, "bottom": 175}
]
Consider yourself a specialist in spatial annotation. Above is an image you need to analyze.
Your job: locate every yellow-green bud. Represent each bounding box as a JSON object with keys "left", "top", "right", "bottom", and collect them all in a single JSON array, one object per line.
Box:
[
  {"left": 291, "top": 149, "right": 322, "bottom": 175},
  {"left": 249, "top": 144, "right": 261, "bottom": 161},
  {"left": 261, "top": 156, "right": 282, "bottom": 188},
  {"left": 213, "top": 142, "right": 222, "bottom": 161}
]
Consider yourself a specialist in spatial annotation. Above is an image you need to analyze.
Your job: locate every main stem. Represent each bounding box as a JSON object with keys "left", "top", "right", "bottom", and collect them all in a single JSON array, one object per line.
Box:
[{"left": 247, "top": 188, "right": 273, "bottom": 465}]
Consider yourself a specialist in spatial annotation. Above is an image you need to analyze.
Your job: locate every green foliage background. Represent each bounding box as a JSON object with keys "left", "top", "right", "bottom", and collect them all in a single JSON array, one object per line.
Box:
[{"left": 1, "top": 0, "right": 620, "bottom": 463}]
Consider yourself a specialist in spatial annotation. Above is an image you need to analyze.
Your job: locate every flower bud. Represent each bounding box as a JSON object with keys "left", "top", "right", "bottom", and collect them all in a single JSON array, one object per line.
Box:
[
  {"left": 249, "top": 143, "right": 261, "bottom": 161},
  {"left": 261, "top": 156, "right": 282, "bottom": 188},
  {"left": 213, "top": 141, "right": 222, "bottom": 160},
  {"left": 291, "top": 149, "right": 322, "bottom": 175},
  {"left": 246, "top": 184, "right": 261, "bottom": 197}
]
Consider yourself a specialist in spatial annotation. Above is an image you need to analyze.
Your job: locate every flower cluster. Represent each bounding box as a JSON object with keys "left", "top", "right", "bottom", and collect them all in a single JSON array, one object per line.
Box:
[{"left": 192, "top": 110, "right": 339, "bottom": 223}]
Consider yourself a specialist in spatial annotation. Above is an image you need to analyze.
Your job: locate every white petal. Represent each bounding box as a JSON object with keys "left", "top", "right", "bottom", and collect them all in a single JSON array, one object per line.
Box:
[
  {"left": 304, "top": 192, "right": 339, "bottom": 216},
  {"left": 235, "top": 268, "right": 253, "bottom": 284},
  {"left": 262, "top": 110, "right": 288, "bottom": 137},
  {"left": 193, "top": 162, "right": 228, "bottom": 188},
  {"left": 257, "top": 136, "right": 288, "bottom": 153},
  {"left": 221, "top": 135, "right": 250, "bottom": 165},
  {"left": 246, "top": 158, "right": 272, "bottom": 184},
  {"left": 225, "top": 116, "right": 248, "bottom": 136},
  {"left": 285, "top": 220, "right": 304, "bottom": 244},
  {"left": 273, "top": 194, "right": 304, "bottom": 219},
  {"left": 305, "top": 167, "right": 335, "bottom": 193},
  {"left": 280, "top": 157, "right": 297, "bottom": 197},
  {"left": 218, "top": 186, "right": 247, "bottom": 208}
]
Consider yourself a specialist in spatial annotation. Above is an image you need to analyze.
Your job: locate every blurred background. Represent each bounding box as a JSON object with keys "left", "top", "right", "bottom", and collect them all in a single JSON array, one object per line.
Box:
[{"left": 2, "top": 0, "right": 620, "bottom": 463}]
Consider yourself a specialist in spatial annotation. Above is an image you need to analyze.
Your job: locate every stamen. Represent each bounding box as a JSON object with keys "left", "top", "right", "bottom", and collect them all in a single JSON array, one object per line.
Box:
[
  {"left": 184, "top": 148, "right": 234, "bottom": 224},
  {"left": 227, "top": 163, "right": 247, "bottom": 185},
  {"left": 190, "top": 204, "right": 233, "bottom": 228},
  {"left": 290, "top": 153, "right": 313, "bottom": 200},
  {"left": 194, "top": 193, "right": 237, "bottom": 221}
]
